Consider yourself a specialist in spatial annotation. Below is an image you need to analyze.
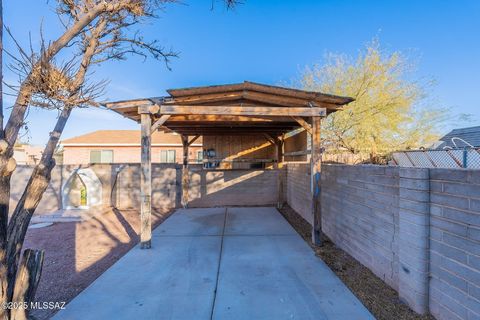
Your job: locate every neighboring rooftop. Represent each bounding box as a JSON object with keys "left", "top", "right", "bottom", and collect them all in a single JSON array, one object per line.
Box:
[
  {"left": 436, "top": 125, "right": 480, "bottom": 149},
  {"left": 61, "top": 130, "right": 202, "bottom": 146}
]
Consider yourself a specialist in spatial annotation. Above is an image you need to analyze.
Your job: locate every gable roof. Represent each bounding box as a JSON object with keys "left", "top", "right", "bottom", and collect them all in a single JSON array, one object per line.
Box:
[
  {"left": 437, "top": 126, "right": 480, "bottom": 149},
  {"left": 104, "top": 81, "right": 354, "bottom": 124},
  {"left": 61, "top": 130, "right": 202, "bottom": 146},
  {"left": 166, "top": 81, "right": 354, "bottom": 105}
]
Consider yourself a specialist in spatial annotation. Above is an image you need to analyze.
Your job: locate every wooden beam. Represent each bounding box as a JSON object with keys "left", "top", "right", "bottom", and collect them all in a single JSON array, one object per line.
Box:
[
  {"left": 105, "top": 100, "right": 152, "bottom": 109},
  {"left": 166, "top": 91, "right": 243, "bottom": 105},
  {"left": 275, "top": 137, "right": 284, "bottom": 209},
  {"left": 292, "top": 116, "right": 312, "bottom": 135},
  {"left": 170, "top": 130, "right": 289, "bottom": 136},
  {"left": 165, "top": 122, "right": 298, "bottom": 128},
  {"left": 181, "top": 135, "right": 189, "bottom": 208},
  {"left": 203, "top": 158, "right": 275, "bottom": 163},
  {"left": 138, "top": 104, "right": 159, "bottom": 114},
  {"left": 284, "top": 150, "right": 311, "bottom": 157},
  {"left": 140, "top": 112, "right": 152, "bottom": 249},
  {"left": 167, "top": 126, "right": 296, "bottom": 132},
  {"left": 242, "top": 91, "right": 321, "bottom": 108},
  {"left": 311, "top": 116, "right": 322, "bottom": 246},
  {"left": 263, "top": 133, "right": 276, "bottom": 146},
  {"left": 165, "top": 115, "right": 295, "bottom": 122},
  {"left": 157, "top": 105, "right": 327, "bottom": 117},
  {"left": 151, "top": 114, "right": 171, "bottom": 133},
  {"left": 172, "top": 131, "right": 287, "bottom": 136},
  {"left": 187, "top": 135, "right": 200, "bottom": 147}
]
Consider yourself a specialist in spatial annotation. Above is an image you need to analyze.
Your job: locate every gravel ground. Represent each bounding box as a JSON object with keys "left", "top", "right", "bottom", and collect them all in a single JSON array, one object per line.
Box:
[
  {"left": 24, "top": 207, "right": 173, "bottom": 320},
  {"left": 278, "top": 205, "right": 434, "bottom": 320}
]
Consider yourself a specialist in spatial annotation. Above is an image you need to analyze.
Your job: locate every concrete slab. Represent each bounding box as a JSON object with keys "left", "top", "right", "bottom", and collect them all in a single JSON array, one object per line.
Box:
[
  {"left": 53, "top": 235, "right": 221, "bottom": 320},
  {"left": 54, "top": 207, "right": 373, "bottom": 320},
  {"left": 225, "top": 207, "right": 297, "bottom": 236},
  {"left": 154, "top": 207, "right": 226, "bottom": 236},
  {"left": 212, "top": 235, "right": 374, "bottom": 320}
]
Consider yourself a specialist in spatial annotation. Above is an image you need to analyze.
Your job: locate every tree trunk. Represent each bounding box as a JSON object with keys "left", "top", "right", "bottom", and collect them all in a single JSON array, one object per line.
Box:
[
  {"left": 6, "top": 107, "right": 72, "bottom": 301},
  {"left": 0, "top": 0, "right": 9, "bottom": 317},
  {"left": 10, "top": 249, "right": 44, "bottom": 320}
]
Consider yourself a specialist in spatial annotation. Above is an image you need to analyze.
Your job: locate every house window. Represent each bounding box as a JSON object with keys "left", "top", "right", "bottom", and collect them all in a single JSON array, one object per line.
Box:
[
  {"left": 197, "top": 150, "right": 203, "bottom": 163},
  {"left": 90, "top": 150, "right": 113, "bottom": 163},
  {"left": 160, "top": 150, "right": 176, "bottom": 163}
]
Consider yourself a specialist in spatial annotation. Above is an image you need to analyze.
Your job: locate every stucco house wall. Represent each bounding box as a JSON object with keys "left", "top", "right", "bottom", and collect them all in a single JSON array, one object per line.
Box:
[{"left": 62, "top": 145, "right": 202, "bottom": 165}]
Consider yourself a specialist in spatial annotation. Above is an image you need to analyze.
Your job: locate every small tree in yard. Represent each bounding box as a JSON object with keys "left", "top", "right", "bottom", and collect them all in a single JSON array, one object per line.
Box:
[
  {"left": 0, "top": 0, "right": 237, "bottom": 318},
  {"left": 301, "top": 40, "right": 445, "bottom": 163}
]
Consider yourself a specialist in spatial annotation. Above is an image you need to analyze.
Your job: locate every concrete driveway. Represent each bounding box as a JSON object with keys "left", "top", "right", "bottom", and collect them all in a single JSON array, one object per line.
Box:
[{"left": 54, "top": 207, "right": 374, "bottom": 320}]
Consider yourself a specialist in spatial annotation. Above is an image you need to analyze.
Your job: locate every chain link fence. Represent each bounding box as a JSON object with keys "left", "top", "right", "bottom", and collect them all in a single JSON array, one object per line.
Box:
[{"left": 392, "top": 148, "right": 480, "bottom": 169}]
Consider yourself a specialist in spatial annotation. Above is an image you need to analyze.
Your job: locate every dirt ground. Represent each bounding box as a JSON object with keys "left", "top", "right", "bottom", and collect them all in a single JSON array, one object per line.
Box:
[
  {"left": 24, "top": 207, "right": 172, "bottom": 320},
  {"left": 278, "top": 205, "right": 434, "bottom": 320}
]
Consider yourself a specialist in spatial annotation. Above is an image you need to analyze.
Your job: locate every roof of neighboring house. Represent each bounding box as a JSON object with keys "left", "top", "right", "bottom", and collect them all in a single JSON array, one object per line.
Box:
[
  {"left": 436, "top": 126, "right": 480, "bottom": 149},
  {"left": 61, "top": 130, "right": 202, "bottom": 146}
]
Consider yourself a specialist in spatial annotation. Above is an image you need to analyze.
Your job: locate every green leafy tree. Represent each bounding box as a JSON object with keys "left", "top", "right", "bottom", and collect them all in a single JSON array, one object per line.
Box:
[{"left": 301, "top": 40, "right": 444, "bottom": 163}]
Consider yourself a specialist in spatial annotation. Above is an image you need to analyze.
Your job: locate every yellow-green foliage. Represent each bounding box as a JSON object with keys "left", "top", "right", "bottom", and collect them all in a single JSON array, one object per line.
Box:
[{"left": 302, "top": 40, "right": 443, "bottom": 161}]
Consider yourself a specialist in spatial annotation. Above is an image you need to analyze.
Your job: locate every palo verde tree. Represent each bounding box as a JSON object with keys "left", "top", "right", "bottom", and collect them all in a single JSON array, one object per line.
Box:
[
  {"left": 0, "top": 1, "right": 238, "bottom": 319},
  {"left": 301, "top": 39, "right": 444, "bottom": 163}
]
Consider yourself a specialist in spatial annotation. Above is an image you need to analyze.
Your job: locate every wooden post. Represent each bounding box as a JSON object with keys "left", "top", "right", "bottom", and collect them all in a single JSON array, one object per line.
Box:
[
  {"left": 275, "top": 137, "right": 284, "bottom": 209},
  {"left": 140, "top": 112, "right": 152, "bottom": 249},
  {"left": 181, "top": 135, "right": 189, "bottom": 208},
  {"left": 311, "top": 116, "right": 322, "bottom": 246}
]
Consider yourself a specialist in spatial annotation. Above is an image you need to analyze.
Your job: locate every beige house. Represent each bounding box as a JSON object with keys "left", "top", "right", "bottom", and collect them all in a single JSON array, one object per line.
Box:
[
  {"left": 60, "top": 130, "right": 203, "bottom": 165},
  {"left": 13, "top": 144, "right": 44, "bottom": 165}
]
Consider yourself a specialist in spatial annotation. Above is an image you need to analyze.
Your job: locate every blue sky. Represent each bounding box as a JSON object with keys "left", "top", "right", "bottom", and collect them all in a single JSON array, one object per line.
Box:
[{"left": 3, "top": 0, "right": 480, "bottom": 145}]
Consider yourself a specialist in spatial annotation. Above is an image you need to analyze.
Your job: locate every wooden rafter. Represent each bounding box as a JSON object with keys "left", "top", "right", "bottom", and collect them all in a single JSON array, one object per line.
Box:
[
  {"left": 151, "top": 114, "right": 171, "bottom": 133},
  {"left": 262, "top": 133, "right": 276, "bottom": 146},
  {"left": 187, "top": 135, "right": 200, "bottom": 147},
  {"left": 292, "top": 116, "right": 312, "bottom": 135}
]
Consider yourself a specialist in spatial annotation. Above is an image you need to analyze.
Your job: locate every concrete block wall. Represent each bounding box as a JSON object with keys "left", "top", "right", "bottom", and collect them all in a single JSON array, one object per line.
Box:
[
  {"left": 115, "top": 164, "right": 180, "bottom": 210},
  {"left": 286, "top": 163, "right": 312, "bottom": 224},
  {"left": 320, "top": 164, "right": 401, "bottom": 291},
  {"left": 285, "top": 163, "right": 480, "bottom": 318},
  {"left": 188, "top": 168, "right": 285, "bottom": 207},
  {"left": 11, "top": 164, "right": 285, "bottom": 215},
  {"left": 10, "top": 164, "right": 118, "bottom": 215},
  {"left": 398, "top": 168, "right": 430, "bottom": 313},
  {"left": 428, "top": 169, "right": 480, "bottom": 320}
]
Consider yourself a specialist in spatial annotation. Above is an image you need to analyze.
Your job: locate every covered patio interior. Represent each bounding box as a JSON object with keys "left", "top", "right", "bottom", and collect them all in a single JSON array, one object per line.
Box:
[{"left": 104, "top": 81, "right": 353, "bottom": 248}]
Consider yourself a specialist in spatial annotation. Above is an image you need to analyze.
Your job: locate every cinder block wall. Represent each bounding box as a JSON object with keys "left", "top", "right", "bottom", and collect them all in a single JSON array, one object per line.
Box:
[
  {"left": 321, "top": 165, "right": 400, "bottom": 290},
  {"left": 285, "top": 163, "right": 480, "bottom": 319},
  {"left": 428, "top": 169, "right": 480, "bottom": 320},
  {"left": 188, "top": 168, "right": 286, "bottom": 207},
  {"left": 11, "top": 164, "right": 285, "bottom": 215},
  {"left": 115, "top": 164, "right": 180, "bottom": 210},
  {"left": 286, "top": 163, "right": 312, "bottom": 224}
]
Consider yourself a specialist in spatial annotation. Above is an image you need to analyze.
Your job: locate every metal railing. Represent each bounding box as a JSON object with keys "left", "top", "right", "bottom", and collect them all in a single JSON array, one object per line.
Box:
[{"left": 392, "top": 147, "right": 480, "bottom": 169}]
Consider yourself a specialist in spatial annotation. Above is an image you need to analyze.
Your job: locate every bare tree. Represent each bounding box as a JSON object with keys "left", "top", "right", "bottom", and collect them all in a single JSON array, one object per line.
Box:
[{"left": 0, "top": 1, "right": 238, "bottom": 318}]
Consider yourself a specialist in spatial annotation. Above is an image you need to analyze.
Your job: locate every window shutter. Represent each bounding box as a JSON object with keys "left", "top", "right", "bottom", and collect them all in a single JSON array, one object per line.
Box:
[
  {"left": 167, "top": 150, "right": 176, "bottom": 163},
  {"left": 90, "top": 150, "right": 101, "bottom": 163},
  {"left": 102, "top": 150, "right": 113, "bottom": 163},
  {"left": 160, "top": 150, "right": 167, "bottom": 163}
]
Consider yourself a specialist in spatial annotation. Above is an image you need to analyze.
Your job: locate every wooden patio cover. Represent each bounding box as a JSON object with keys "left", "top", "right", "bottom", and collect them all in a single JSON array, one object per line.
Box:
[{"left": 104, "top": 81, "right": 353, "bottom": 248}]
